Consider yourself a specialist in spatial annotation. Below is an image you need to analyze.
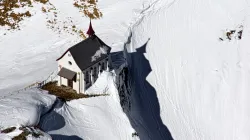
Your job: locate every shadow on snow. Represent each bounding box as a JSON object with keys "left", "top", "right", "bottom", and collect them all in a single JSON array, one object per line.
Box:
[
  {"left": 38, "top": 98, "right": 75, "bottom": 140},
  {"left": 50, "top": 134, "right": 83, "bottom": 140},
  {"left": 111, "top": 38, "right": 173, "bottom": 140},
  {"left": 38, "top": 38, "right": 173, "bottom": 140}
]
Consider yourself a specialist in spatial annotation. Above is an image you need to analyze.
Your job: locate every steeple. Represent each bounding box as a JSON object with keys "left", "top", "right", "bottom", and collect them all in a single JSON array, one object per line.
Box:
[{"left": 86, "top": 19, "right": 95, "bottom": 37}]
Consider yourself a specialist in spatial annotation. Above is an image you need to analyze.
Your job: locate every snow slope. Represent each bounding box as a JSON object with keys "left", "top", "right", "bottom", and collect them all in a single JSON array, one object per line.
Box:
[
  {"left": 0, "top": 0, "right": 148, "bottom": 139},
  {"left": 1, "top": 0, "right": 250, "bottom": 139},
  {"left": 125, "top": 0, "right": 250, "bottom": 139},
  {"left": 0, "top": 89, "right": 55, "bottom": 139},
  {"left": 39, "top": 71, "right": 137, "bottom": 140},
  {"left": 0, "top": 89, "right": 56, "bottom": 128},
  {"left": 0, "top": 0, "right": 146, "bottom": 95},
  {"left": 0, "top": 72, "right": 136, "bottom": 140}
]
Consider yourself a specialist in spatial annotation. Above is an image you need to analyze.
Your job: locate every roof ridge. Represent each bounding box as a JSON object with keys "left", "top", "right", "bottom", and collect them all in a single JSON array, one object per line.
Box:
[{"left": 69, "top": 36, "right": 92, "bottom": 50}]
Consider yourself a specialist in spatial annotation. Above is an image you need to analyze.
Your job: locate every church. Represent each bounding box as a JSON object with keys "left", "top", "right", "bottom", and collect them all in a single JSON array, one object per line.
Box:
[{"left": 56, "top": 21, "right": 111, "bottom": 93}]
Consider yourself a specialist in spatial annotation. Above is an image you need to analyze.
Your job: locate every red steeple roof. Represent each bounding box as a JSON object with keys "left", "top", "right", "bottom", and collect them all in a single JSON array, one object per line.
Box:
[{"left": 86, "top": 19, "right": 95, "bottom": 37}]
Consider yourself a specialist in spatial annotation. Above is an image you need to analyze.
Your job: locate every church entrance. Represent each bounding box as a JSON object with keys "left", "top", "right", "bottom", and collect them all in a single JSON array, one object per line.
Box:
[{"left": 68, "top": 79, "right": 73, "bottom": 88}]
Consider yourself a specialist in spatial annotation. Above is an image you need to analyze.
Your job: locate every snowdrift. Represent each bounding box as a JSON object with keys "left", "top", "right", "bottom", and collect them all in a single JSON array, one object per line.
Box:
[
  {"left": 0, "top": 89, "right": 55, "bottom": 139},
  {"left": 0, "top": 89, "right": 56, "bottom": 128}
]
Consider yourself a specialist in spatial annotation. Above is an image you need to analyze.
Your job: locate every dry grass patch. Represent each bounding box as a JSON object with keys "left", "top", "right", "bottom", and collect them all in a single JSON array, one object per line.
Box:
[
  {"left": 41, "top": 6, "right": 47, "bottom": 12},
  {"left": 34, "top": 0, "right": 49, "bottom": 4},
  {"left": 1, "top": 127, "right": 16, "bottom": 133},
  {"left": 0, "top": 0, "right": 89, "bottom": 38},
  {"left": 0, "top": 0, "right": 32, "bottom": 29},
  {"left": 79, "top": 30, "right": 87, "bottom": 39},
  {"left": 0, "top": 0, "right": 50, "bottom": 29},
  {"left": 41, "top": 81, "right": 108, "bottom": 101},
  {"left": 73, "top": 0, "right": 102, "bottom": 19},
  {"left": 46, "top": 16, "right": 87, "bottom": 39},
  {"left": 12, "top": 131, "right": 29, "bottom": 140},
  {"left": 12, "top": 127, "right": 44, "bottom": 140}
]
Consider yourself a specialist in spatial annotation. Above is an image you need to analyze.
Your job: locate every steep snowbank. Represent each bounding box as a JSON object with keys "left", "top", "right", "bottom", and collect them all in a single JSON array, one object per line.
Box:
[
  {"left": 0, "top": 89, "right": 56, "bottom": 128},
  {"left": 39, "top": 71, "right": 138, "bottom": 140},
  {"left": 0, "top": 89, "right": 56, "bottom": 139},
  {"left": 1, "top": 0, "right": 250, "bottom": 139},
  {"left": 125, "top": 0, "right": 250, "bottom": 139}
]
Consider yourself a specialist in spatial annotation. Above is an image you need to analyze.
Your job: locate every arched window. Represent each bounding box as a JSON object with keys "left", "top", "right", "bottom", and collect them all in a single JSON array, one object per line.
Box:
[
  {"left": 101, "top": 62, "right": 105, "bottom": 70},
  {"left": 85, "top": 71, "right": 89, "bottom": 84},
  {"left": 93, "top": 67, "right": 97, "bottom": 77}
]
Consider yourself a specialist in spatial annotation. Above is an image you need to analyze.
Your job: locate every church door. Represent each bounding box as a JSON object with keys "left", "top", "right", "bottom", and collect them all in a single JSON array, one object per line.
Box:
[{"left": 68, "top": 79, "right": 73, "bottom": 88}]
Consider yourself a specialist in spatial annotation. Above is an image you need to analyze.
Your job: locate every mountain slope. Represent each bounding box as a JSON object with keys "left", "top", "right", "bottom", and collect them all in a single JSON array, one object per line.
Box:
[
  {"left": 1, "top": 0, "right": 250, "bottom": 139},
  {"left": 0, "top": 0, "right": 146, "bottom": 95},
  {"left": 125, "top": 0, "right": 250, "bottom": 139}
]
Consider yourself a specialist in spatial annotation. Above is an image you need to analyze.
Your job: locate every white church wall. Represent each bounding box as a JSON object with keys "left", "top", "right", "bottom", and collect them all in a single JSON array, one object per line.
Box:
[
  {"left": 57, "top": 51, "right": 82, "bottom": 93},
  {"left": 57, "top": 50, "right": 111, "bottom": 94}
]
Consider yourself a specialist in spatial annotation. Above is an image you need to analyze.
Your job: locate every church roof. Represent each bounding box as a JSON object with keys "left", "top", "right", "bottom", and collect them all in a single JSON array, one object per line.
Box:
[{"left": 56, "top": 35, "right": 111, "bottom": 71}]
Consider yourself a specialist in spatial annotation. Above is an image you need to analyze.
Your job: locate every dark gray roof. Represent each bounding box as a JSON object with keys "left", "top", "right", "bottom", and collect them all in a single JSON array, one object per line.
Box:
[
  {"left": 57, "top": 35, "right": 111, "bottom": 71},
  {"left": 58, "top": 67, "right": 76, "bottom": 81}
]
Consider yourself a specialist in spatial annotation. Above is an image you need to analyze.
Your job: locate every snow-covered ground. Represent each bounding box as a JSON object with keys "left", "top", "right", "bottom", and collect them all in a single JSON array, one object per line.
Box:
[
  {"left": 0, "top": 89, "right": 55, "bottom": 139},
  {"left": 0, "top": 89, "right": 55, "bottom": 128},
  {"left": 1, "top": 0, "right": 250, "bottom": 139},
  {"left": 125, "top": 0, "right": 250, "bottom": 139},
  {"left": 39, "top": 71, "right": 137, "bottom": 140},
  {"left": 0, "top": 0, "right": 146, "bottom": 139},
  {"left": 0, "top": 0, "right": 146, "bottom": 95}
]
